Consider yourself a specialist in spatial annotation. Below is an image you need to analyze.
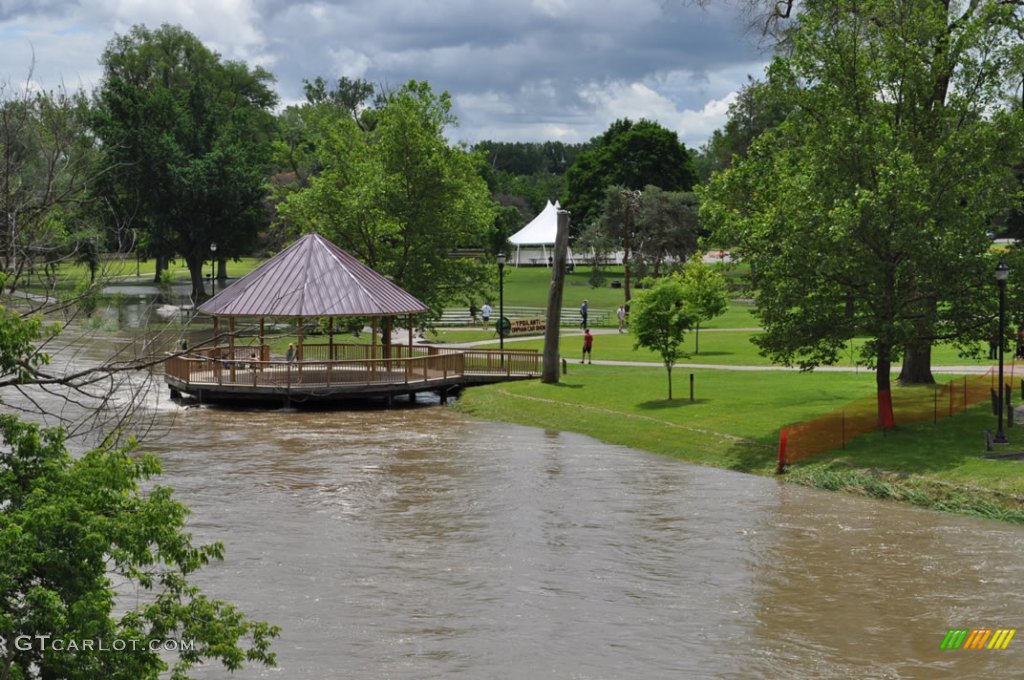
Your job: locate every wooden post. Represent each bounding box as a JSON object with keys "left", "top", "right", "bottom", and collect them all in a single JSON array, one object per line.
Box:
[
  {"left": 297, "top": 316, "right": 304, "bottom": 383},
  {"left": 542, "top": 209, "right": 571, "bottom": 383},
  {"left": 229, "top": 317, "right": 236, "bottom": 383},
  {"left": 328, "top": 317, "right": 334, "bottom": 360},
  {"left": 408, "top": 313, "right": 414, "bottom": 354},
  {"left": 259, "top": 318, "right": 266, "bottom": 360}
]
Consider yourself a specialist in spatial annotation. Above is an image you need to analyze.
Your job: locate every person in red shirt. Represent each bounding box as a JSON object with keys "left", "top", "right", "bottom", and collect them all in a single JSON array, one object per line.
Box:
[{"left": 581, "top": 328, "right": 593, "bottom": 364}]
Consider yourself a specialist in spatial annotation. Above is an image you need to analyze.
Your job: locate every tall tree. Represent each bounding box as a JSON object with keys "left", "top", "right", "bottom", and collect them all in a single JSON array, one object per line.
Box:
[
  {"left": 93, "top": 24, "right": 278, "bottom": 299},
  {"left": 694, "top": 77, "right": 791, "bottom": 183},
  {"left": 0, "top": 80, "right": 99, "bottom": 293},
  {"left": 582, "top": 185, "right": 700, "bottom": 302},
  {"left": 564, "top": 119, "right": 696, "bottom": 229},
  {"left": 278, "top": 80, "right": 496, "bottom": 315},
  {"left": 701, "top": 0, "right": 1024, "bottom": 427}
]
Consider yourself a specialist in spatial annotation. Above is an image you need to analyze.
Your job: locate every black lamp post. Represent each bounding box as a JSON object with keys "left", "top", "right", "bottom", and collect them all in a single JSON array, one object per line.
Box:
[
  {"left": 209, "top": 241, "right": 217, "bottom": 297},
  {"left": 996, "top": 259, "right": 1010, "bottom": 444},
  {"left": 498, "top": 252, "right": 506, "bottom": 366}
]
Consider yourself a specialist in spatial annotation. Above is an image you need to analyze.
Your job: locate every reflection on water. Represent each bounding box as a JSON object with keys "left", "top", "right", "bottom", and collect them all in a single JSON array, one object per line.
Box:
[{"left": 141, "top": 406, "right": 1024, "bottom": 679}]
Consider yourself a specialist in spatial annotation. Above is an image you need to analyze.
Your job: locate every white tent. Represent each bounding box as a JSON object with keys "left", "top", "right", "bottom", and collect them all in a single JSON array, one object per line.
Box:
[{"left": 507, "top": 200, "right": 574, "bottom": 266}]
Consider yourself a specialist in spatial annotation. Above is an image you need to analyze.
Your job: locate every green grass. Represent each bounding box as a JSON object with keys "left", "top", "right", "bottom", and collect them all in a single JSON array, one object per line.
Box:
[
  {"left": 25, "top": 257, "right": 266, "bottom": 294},
  {"left": 456, "top": 365, "right": 880, "bottom": 471}
]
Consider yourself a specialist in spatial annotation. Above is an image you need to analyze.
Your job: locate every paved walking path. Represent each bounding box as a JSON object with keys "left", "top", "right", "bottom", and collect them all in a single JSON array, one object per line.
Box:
[{"left": 408, "top": 328, "right": 993, "bottom": 375}]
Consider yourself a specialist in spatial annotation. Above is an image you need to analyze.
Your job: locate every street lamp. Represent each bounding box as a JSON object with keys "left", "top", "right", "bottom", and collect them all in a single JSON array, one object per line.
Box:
[
  {"left": 498, "top": 252, "right": 506, "bottom": 366},
  {"left": 995, "top": 259, "right": 1010, "bottom": 444},
  {"left": 209, "top": 241, "right": 218, "bottom": 297}
]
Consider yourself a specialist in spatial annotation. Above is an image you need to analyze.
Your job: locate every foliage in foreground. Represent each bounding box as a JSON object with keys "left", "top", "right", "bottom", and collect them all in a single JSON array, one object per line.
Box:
[{"left": 0, "top": 417, "right": 278, "bottom": 680}]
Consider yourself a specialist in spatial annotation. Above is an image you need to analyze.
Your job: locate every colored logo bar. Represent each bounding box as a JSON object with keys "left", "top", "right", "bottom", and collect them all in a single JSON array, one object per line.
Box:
[{"left": 941, "top": 629, "right": 1015, "bottom": 650}]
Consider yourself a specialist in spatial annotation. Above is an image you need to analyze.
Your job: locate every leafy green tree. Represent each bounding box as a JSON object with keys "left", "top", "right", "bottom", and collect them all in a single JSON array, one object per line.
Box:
[
  {"left": 278, "top": 80, "right": 496, "bottom": 316},
  {"left": 564, "top": 119, "right": 697, "bottom": 229},
  {"left": 701, "top": 0, "right": 1024, "bottom": 427},
  {"left": 0, "top": 81, "right": 99, "bottom": 293},
  {"left": 0, "top": 301, "right": 278, "bottom": 679},
  {"left": 694, "top": 77, "right": 791, "bottom": 183},
  {"left": 630, "top": 274, "right": 691, "bottom": 399},
  {"left": 680, "top": 254, "right": 729, "bottom": 354},
  {"left": 584, "top": 186, "right": 700, "bottom": 301},
  {"left": 633, "top": 187, "right": 701, "bottom": 279},
  {"left": 93, "top": 24, "right": 278, "bottom": 299}
]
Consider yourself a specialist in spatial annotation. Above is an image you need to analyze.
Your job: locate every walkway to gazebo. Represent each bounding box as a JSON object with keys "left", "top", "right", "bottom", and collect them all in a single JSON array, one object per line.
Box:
[{"left": 164, "top": 233, "right": 539, "bottom": 405}]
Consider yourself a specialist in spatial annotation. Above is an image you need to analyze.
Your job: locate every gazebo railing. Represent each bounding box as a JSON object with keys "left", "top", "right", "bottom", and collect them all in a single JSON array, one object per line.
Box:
[{"left": 165, "top": 346, "right": 539, "bottom": 390}]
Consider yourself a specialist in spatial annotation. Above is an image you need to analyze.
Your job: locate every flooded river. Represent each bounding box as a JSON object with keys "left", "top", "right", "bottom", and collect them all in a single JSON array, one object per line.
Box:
[{"left": 135, "top": 403, "right": 1024, "bottom": 679}]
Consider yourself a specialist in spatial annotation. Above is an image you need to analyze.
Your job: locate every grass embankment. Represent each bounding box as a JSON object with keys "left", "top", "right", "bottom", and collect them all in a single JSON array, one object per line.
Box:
[{"left": 455, "top": 368, "right": 1024, "bottom": 523}]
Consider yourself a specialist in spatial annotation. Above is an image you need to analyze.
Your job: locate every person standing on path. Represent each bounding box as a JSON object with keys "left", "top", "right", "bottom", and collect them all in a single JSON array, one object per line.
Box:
[
  {"left": 581, "top": 328, "right": 593, "bottom": 364},
  {"left": 481, "top": 303, "right": 492, "bottom": 330},
  {"left": 580, "top": 299, "right": 589, "bottom": 328},
  {"left": 617, "top": 305, "right": 626, "bottom": 333}
]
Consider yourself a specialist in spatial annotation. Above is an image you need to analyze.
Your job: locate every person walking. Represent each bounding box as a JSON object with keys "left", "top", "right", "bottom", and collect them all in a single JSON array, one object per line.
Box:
[
  {"left": 481, "top": 303, "right": 492, "bottom": 330},
  {"left": 580, "top": 299, "right": 589, "bottom": 328},
  {"left": 581, "top": 328, "right": 593, "bottom": 364},
  {"left": 617, "top": 305, "right": 626, "bottom": 333}
]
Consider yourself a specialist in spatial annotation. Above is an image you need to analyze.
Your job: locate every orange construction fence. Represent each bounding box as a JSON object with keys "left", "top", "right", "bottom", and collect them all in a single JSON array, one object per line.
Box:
[{"left": 778, "top": 364, "right": 1024, "bottom": 468}]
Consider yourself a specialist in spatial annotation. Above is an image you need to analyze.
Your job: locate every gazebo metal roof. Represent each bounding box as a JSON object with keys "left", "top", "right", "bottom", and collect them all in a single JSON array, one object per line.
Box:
[{"left": 197, "top": 233, "right": 430, "bottom": 318}]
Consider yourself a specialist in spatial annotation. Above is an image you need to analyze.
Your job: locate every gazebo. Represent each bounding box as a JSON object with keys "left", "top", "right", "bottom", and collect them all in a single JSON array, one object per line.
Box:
[
  {"left": 164, "top": 233, "right": 540, "bottom": 405},
  {"left": 196, "top": 232, "right": 430, "bottom": 360}
]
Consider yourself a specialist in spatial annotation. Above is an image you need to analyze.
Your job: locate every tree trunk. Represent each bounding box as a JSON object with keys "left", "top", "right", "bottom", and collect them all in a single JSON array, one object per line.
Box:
[
  {"left": 542, "top": 210, "right": 571, "bottom": 383},
  {"left": 153, "top": 254, "right": 168, "bottom": 283},
  {"left": 877, "top": 344, "right": 895, "bottom": 429},
  {"left": 667, "top": 364, "right": 673, "bottom": 400},
  {"left": 694, "top": 323, "right": 701, "bottom": 355},
  {"left": 188, "top": 254, "right": 207, "bottom": 301},
  {"left": 899, "top": 341, "right": 935, "bottom": 385}
]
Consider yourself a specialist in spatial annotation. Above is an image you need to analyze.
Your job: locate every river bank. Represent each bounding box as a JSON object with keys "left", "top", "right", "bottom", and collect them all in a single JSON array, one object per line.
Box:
[{"left": 453, "top": 364, "right": 1024, "bottom": 524}]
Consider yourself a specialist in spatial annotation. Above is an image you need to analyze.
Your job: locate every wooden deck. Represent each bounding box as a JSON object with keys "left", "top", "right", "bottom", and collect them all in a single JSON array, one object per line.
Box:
[{"left": 164, "top": 342, "right": 540, "bottom": 406}]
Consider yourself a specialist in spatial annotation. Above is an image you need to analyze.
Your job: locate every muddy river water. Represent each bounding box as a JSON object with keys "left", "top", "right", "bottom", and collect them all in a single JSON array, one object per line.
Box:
[{"left": 129, "top": 400, "right": 1024, "bottom": 679}]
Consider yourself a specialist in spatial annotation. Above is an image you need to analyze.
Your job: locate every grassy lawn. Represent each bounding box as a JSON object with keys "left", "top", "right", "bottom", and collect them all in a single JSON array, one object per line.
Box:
[
  {"left": 456, "top": 365, "right": 880, "bottom": 470},
  {"left": 27, "top": 257, "right": 266, "bottom": 294}
]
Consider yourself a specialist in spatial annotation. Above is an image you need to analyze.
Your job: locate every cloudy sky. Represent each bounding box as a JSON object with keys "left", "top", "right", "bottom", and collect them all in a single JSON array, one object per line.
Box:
[{"left": 0, "top": 0, "right": 771, "bottom": 149}]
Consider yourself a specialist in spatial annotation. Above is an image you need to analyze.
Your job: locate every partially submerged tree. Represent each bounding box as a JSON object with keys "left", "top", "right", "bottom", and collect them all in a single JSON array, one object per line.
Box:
[
  {"left": 93, "top": 23, "right": 278, "bottom": 300},
  {"left": 630, "top": 274, "right": 691, "bottom": 400}
]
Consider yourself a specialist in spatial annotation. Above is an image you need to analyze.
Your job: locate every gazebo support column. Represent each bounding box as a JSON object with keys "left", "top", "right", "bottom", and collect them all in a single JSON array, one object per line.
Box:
[
  {"left": 328, "top": 317, "right": 335, "bottom": 361},
  {"left": 408, "top": 313, "right": 413, "bottom": 355},
  {"left": 259, "top": 318, "right": 267, "bottom": 361},
  {"left": 229, "top": 317, "right": 237, "bottom": 382},
  {"left": 297, "top": 316, "right": 304, "bottom": 381},
  {"left": 371, "top": 317, "right": 378, "bottom": 379}
]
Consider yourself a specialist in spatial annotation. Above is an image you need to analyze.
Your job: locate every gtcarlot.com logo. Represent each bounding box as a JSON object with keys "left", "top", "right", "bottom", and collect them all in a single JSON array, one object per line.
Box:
[{"left": 0, "top": 635, "right": 195, "bottom": 653}]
